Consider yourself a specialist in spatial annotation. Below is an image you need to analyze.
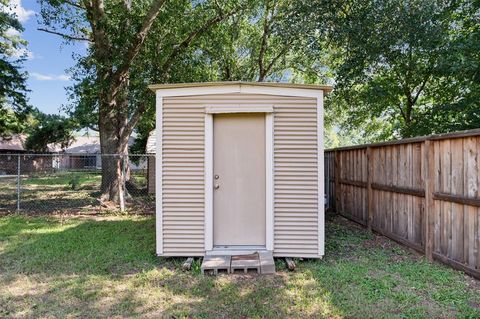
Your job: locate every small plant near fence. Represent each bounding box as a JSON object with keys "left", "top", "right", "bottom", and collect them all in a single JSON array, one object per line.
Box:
[{"left": 68, "top": 175, "right": 80, "bottom": 190}]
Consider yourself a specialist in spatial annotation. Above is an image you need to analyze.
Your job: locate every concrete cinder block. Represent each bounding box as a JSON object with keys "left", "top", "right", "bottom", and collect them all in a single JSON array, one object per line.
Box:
[
  {"left": 230, "top": 258, "right": 260, "bottom": 274},
  {"left": 201, "top": 255, "right": 231, "bottom": 275},
  {"left": 259, "top": 251, "right": 276, "bottom": 274}
]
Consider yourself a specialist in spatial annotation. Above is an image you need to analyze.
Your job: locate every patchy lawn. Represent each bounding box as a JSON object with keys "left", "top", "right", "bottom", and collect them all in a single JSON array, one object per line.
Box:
[
  {"left": 0, "top": 171, "right": 153, "bottom": 214},
  {"left": 0, "top": 213, "right": 478, "bottom": 319}
]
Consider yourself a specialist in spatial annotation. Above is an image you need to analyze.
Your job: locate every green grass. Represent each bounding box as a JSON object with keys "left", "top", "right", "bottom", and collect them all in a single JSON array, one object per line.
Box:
[
  {"left": 0, "top": 171, "right": 153, "bottom": 214},
  {"left": 0, "top": 213, "right": 478, "bottom": 318},
  {"left": 21, "top": 171, "right": 101, "bottom": 187}
]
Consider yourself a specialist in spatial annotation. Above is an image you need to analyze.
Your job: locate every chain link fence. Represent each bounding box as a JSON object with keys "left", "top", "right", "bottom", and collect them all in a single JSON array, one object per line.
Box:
[{"left": 0, "top": 153, "right": 155, "bottom": 215}]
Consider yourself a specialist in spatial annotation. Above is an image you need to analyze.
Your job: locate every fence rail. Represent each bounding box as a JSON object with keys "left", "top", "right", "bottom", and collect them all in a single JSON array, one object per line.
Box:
[
  {"left": 0, "top": 153, "right": 155, "bottom": 215},
  {"left": 325, "top": 128, "right": 480, "bottom": 279}
]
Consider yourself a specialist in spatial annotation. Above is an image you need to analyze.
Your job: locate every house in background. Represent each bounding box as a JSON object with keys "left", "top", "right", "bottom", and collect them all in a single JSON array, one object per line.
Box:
[
  {"left": 51, "top": 134, "right": 147, "bottom": 171},
  {"left": 50, "top": 135, "right": 102, "bottom": 170},
  {"left": 0, "top": 134, "right": 53, "bottom": 174}
]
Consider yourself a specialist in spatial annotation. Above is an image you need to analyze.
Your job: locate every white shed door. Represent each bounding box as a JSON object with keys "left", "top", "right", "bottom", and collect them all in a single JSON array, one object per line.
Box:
[{"left": 213, "top": 113, "right": 266, "bottom": 246}]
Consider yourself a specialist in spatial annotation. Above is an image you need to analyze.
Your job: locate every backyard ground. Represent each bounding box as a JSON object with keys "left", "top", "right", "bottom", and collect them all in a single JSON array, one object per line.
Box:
[
  {"left": 0, "top": 170, "right": 154, "bottom": 214},
  {"left": 0, "top": 212, "right": 479, "bottom": 318}
]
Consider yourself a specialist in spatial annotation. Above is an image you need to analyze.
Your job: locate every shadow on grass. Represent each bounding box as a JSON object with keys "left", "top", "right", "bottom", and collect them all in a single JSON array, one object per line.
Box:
[
  {"left": 0, "top": 216, "right": 342, "bottom": 318},
  {"left": 0, "top": 217, "right": 158, "bottom": 276},
  {"left": 0, "top": 213, "right": 479, "bottom": 318}
]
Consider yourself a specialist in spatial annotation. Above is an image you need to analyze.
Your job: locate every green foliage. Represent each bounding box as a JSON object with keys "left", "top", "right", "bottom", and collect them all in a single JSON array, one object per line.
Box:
[
  {"left": 0, "top": 0, "right": 30, "bottom": 137},
  {"left": 0, "top": 107, "right": 30, "bottom": 137},
  {"left": 131, "top": 0, "right": 328, "bottom": 152},
  {"left": 25, "top": 110, "right": 77, "bottom": 152},
  {"left": 297, "top": 0, "right": 480, "bottom": 143},
  {"left": 36, "top": 0, "right": 479, "bottom": 149}
]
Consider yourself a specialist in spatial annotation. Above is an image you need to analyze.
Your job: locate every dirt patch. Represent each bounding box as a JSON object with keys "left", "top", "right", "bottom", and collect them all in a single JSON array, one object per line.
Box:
[{"left": 466, "top": 275, "right": 480, "bottom": 290}]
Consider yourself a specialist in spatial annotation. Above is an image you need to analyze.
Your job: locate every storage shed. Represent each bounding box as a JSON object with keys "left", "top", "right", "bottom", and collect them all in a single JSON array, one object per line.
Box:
[{"left": 149, "top": 81, "right": 332, "bottom": 259}]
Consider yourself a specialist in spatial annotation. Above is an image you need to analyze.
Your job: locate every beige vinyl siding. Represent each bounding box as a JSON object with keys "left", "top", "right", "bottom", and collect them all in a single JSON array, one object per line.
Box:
[
  {"left": 273, "top": 99, "right": 319, "bottom": 257},
  {"left": 161, "top": 93, "right": 319, "bottom": 257},
  {"left": 162, "top": 100, "right": 205, "bottom": 256}
]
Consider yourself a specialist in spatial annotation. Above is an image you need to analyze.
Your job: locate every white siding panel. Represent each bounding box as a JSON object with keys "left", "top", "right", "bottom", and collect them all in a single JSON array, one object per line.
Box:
[{"left": 161, "top": 94, "right": 319, "bottom": 257}]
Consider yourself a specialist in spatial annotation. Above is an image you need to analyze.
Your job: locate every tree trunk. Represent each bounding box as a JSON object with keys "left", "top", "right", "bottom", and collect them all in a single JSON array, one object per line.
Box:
[{"left": 98, "top": 94, "right": 130, "bottom": 207}]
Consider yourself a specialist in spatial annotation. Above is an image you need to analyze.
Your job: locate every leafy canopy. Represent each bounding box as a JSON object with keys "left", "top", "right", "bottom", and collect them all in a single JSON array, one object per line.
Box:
[{"left": 0, "top": 0, "right": 30, "bottom": 137}]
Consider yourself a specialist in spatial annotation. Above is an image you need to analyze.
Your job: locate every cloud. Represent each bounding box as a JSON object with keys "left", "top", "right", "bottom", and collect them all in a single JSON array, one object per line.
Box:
[
  {"left": 5, "top": 28, "right": 20, "bottom": 37},
  {"left": 1, "top": 1, "right": 35, "bottom": 60},
  {"left": 3, "top": 29, "right": 35, "bottom": 60},
  {"left": 2, "top": 0, "right": 35, "bottom": 22},
  {"left": 10, "top": 47, "right": 35, "bottom": 60},
  {"left": 30, "top": 72, "right": 71, "bottom": 81}
]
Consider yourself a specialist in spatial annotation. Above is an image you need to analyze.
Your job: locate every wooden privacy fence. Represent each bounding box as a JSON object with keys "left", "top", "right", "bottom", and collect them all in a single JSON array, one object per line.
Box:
[{"left": 325, "top": 129, "right": 480, "bottom": 279}]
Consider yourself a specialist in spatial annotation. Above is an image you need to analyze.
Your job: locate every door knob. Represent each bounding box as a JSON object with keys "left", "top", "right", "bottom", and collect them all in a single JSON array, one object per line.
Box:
[{"left": 214, "top": 183, "right": 220, "bottom": 190}]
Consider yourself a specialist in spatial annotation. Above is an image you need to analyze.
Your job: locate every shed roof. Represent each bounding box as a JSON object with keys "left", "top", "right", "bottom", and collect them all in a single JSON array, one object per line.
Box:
[{"left": 148, "top": 81, "right": 333, "bottom": 94}]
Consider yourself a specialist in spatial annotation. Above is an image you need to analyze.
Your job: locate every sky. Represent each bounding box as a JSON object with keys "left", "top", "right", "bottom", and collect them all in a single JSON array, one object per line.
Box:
[{"left": 6, "top": 0, "right": 86, "bottom": 115}]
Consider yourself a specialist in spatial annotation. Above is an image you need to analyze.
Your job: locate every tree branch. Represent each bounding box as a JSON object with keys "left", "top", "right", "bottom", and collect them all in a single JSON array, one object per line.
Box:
[
  {"left": 109, "top": 0, "right": 167, "bottom": 98},
  {"left": 84, "top": 0, "right": 111, "bottom": 59},
  {"left": 124, "top": 5, "right": 242, "bottom": 139},
  {"left": 258, "top": 1, "right": 272, "bottom": 81},
  {"left": 158, "top": 6, "right": 241, "bottom": 78},
  {"left": 37, "top": 28, "right": 92, "bottom": 42},
  {"left": 123, "top": 0, "right": 132, "bottom": 11},
  {"left": 411, "top": 70, "right": 432, "bottom": 106},
  {"left": 262, "top": 39, "right": 294, "bottom": 79},
  {"left": 121, "top": 101, "right": 148, "bottom": 142},
  {"left": 63, "top": 0, "right": 86, "bottom": 10}
]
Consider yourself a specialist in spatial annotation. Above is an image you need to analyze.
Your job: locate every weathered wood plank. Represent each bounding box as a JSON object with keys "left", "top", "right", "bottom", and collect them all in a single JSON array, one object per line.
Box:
[
  {"left": 413, "top": 143, "right": 423, "bottom": 246},
  {"left": 476, "top": 137, "right": 480, "bottom": 270},
  {"left": 407, "top": 143, "right": 414, "bottom": 243},
  {"left": 463, "top": 137, "right": 477, "bottom": 268},
  {"left": 285, "top": 258, "right": 296, "bottom": 271},
  {"left": 433, "top": 140, "right": 441, "bottom": 254},
  {"left": 424, "top": 140, "right": 434, "bottom": 261},
  {"left": 440, "top": 139, "right": 451, "bottom": 257},
  {"left": 182, "top": 257, "right": 194, "bottom": 271},
  {"left": 433, "top": 193, "right": 480, "bottom": 207},
  {"left": 334, "top": 151, "right": 340, "bottom": 214},
  {"left": 386, "top": 146, "right": 393, "bottom": 233},
  {"left": 371, "top": 183, "right": 425, "bottom": 197},
  {"left": 451, "top": 138, "right": 464, "bottom": 263},
  {"left": 367, "top": 147, "right": 373, "bottom": 231},
  {"left": 339, "top": 179, "right": 367, "bottom": 188}
]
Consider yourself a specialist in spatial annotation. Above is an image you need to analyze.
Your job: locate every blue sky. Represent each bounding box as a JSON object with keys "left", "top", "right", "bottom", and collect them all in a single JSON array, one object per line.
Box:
[{"left": 9, "top": 0, "right": 86, "bottom": 115}]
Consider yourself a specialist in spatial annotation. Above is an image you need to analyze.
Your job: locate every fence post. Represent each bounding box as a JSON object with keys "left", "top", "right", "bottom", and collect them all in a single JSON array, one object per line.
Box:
[
  {"left": 17, "top": 154, "right": 20, "bottom": 212},
  {"left": 424, "top": 140, "right": 434, "bottom": 261},
  {"left": 119, "top": 154, "right": 126, "bottom": 212},
  {"left": 334, "top": 150, "right": 341, "bottom": 214},
  {"left": 367, "top": 147, "right": 373, "bottom": 231}
]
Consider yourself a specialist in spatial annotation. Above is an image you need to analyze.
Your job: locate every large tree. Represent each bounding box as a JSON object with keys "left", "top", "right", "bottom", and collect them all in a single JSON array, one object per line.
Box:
[
  {"left": 296, "top": 0, "right": 479, "bottom": 141},
  {"left": 0, "top": 0, "right": 30, "bottom": 137},
  {"left": 39, "top": 0, "right": 247, "bottom": 205},
  {"left": 131, "top": 0, "right": 329, "bottom": 152}
]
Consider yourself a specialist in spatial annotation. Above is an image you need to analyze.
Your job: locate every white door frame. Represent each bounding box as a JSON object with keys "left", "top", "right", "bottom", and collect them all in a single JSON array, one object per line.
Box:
[{"left": 204, "top": 107, "right": 274, "bottom": 251}]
